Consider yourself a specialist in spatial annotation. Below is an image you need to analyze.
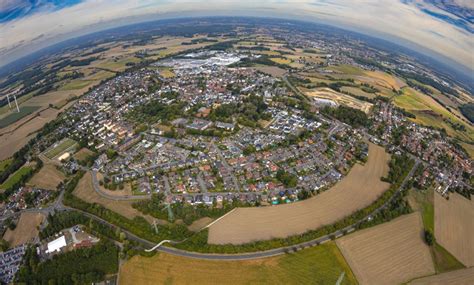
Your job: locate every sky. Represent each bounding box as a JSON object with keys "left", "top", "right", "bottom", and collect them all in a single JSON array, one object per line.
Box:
[{"left": 0, "top": 0, "right": 473, "bottom": 72}]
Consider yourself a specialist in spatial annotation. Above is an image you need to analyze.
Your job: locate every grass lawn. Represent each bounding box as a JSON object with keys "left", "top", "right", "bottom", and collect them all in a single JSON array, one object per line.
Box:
[
  {"left": 0, "top": 106, "right": 40, "bottom": 128},
  {"left": 0, "top": 158, "right": 12, "bottom": 172},
  {"left": 73, "top": 148, "right": 95, "bottom": 162},
  {"left": 120, "top": 242, "right": 357, "bottom": 285},
  {"left": 432, "top": 242, "right": 465, "bottom": 273},
  {"left": 44, "top": 138, "right": 78, "bottom": 159},
  {"left": 0, "top": 166, "right": 33, "bottom": 189}
]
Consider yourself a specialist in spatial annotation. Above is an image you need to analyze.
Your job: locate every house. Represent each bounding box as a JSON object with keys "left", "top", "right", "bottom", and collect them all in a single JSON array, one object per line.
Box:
[{"left": 216, "top": 122, "right": 235, "bottom": 131}]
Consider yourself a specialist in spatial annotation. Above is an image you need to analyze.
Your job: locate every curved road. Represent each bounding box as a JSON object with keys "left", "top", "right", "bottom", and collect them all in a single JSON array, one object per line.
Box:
[
  {"left": 65, "top": 159, "right": 419, "bottom": 260},
  {"left": 90, "top": 170, "right": 151, "bottom": 201}
]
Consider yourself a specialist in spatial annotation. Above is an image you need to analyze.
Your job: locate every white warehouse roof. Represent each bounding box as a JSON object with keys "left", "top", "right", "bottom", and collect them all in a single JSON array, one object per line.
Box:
[{"left": 46, "top": 236, "right": 67, "bottom": 254}]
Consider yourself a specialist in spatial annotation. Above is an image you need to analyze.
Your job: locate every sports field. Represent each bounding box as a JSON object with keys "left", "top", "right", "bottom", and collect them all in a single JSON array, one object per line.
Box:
[
  {"left": 208, "top": 143, "right": 390, "bottom": 244},
  {"left": 336, "top": 213, "right": 435, "bottom": 285},
  {"left": 3, "top": 212, "right": 44, "bottom": 247},
  {"left": 119, "top": 241, "right": 357, "bottom": 285},
  {"left": 434, "top": 192, "right": 474, "bottom": 267},
  {"left": 43, "top": 138, "right": 78, "bottom": 160}
]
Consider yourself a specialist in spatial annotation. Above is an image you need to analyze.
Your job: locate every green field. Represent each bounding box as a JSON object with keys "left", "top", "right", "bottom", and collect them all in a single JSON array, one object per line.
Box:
[
  {"left": 44, "top": 138, "right": 78, "bottom": 159},
  {"left": 120, "top": 242, "right": 357, "bottom": 285},
  {"left": 0, "top": 106, "right": 40, "bottom": 128},
  {"left": 0, "top": 158, "right": 12, "bottom": 172},
  {"left": 432, "top": 242, "right": 465, "bottom": 273},
  {"left": 408, "top": 189, "right": 465, "bottom": 273},
  {"left": 393, "top": 87, "right": 474, "bottom": 142},
  {"left": 59, "top": 80, "right": 92, "bottom": 91},
  {"left": 0, "top": 166, "right": 33, "bottom": 190}
]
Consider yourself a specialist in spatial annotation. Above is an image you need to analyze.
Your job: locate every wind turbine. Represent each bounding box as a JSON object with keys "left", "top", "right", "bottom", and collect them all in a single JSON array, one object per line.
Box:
[{"left": 6, "top": 93, "right": 19, "bottom": 112}]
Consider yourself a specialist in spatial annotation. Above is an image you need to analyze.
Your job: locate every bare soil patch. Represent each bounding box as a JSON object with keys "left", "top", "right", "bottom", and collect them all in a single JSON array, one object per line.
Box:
[
  {"left": 28, "top": 164, "right": 65, "bottom": 190},
  {"left": 208, "top": 143, "right": 390, "bottom": 244},
  {"left": 434, "top": 192, "right": 474, "bottom": 266},
  {"left": 73, "top": 172, "right": 154, "bottom": 223},
  {"left": 3, "top": 212, "right": 45, "bottom": 247},
  {"left": 336, "top": 213, "right": 435, "bottom": 285}
]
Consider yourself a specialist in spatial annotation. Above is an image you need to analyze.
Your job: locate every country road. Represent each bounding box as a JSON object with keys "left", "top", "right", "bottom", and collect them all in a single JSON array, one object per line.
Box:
[
  {"left": 3, "top": 155, "right": 419, "bottom": 261},
  {"left": 105, "top": 158, "right": 419, "bottom": 260}
]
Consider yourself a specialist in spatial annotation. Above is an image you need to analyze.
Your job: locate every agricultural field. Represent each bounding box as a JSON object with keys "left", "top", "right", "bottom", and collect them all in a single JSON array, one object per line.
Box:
[
  {"left": 393, "top": 87, "right": 474, "bottom": 142},
  {"left": 304, "top": 87, "right": 373, "bottom": 113},
  {"left": 208, "top": 143, "right": 390, "bottom": 245},
  {"left": 336, "top": 213, "right": 435, "bottom": 285},
  {"left": 119, "top": 241, "right": 357, "bottom": 285},
  {"left": 252, "top": 66, "right": 286, "bottom": 77},
  {"left": 434, "top": 192, "right": 474, "bottom": 267},
  {"left": 73, "top": 172, "right": 155, "bottom": 224},
  {"left": 43, "top": 138, "right": 78, "bottom": 160},
  {"left": 0, "top": 106, "right": 40, "bottom": 129},
  {"left": 0, "top": 166, "right": 33, "bottom": 190},
  {"left": 409, "top": 267, "right": 474, "bottom": 285},
  {"left": 0, "top": 104, "right": 73, "bottom": 160},
  {"left": 340, "top": 86, "right": 377, "bottom": 99},
  {"left": 407, "top": 189, "right": 465, "bottom": 273},
  {"left": 28, "top": 164, "right": 65, "bottom": 190},
  {"left": 2, "top": 212, "right": 44, "bottom": 247}
]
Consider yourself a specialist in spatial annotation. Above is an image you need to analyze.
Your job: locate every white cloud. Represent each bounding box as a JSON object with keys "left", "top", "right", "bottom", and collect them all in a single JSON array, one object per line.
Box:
[{"left": 0, "top": 0, "right": 472, "bottom": 71}]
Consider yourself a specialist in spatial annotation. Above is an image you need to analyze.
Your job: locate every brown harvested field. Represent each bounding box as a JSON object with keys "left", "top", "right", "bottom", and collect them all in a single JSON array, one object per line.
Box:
[
  {"left": 253, "top": 66, "right": 286, "bottom": 77},
  {"left": 73, "top": 172, "right": 154, "bottom": 223},
  {"left": 0, "top": 109, "right": 58, "bottom": 160},
  {"left": 336, "top": 213, "right": 435, "bottom": 285},
  {"left": 28, "top": 164, "right": 65, "bottom": 190},
  {"left": 119, "top": 241, "right": 357, "bottom": 285},
  {"left": 0, "top": 102, "right": 75, "bottom": 160},
  {"left": 208, "top": 143, "right": 390, "bottom": 244},
  {"left": 409, "top": 267, "right": 474, "bottom": 285},
  {"left": 362, "top": 70, "right": 406, "bottom": 90},
  {"left": 3, "top": 212, "right": 44, "bottom": 247},
  {"left": 434, "top": 192, "right": 474, "bottom": 266}
]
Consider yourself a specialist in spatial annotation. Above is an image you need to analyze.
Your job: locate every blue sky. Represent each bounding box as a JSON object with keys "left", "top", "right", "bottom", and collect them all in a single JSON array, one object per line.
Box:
[
  {"left": 0, "top": 0, "right": 82, "bottom": 23},
  {"left": 0, "top": 0, "right": 472, "bottom": 72}
]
